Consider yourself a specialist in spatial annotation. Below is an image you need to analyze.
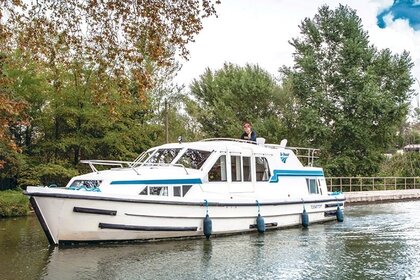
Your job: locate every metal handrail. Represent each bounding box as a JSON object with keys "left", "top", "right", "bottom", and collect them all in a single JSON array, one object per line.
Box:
[
  {"left": 201, "top": 138, "right": 319, "bottom": 166},
  {"left": 326, "top": 177, "right": 420, "bottom": 192},
  {"left": 129, "top": 151, "right": 149, "bottom": 168},
  {"left": 138, "top": 162, "right": 189, "bottom": 175},
  {"left": 201, "top": 137, "right": 256, "bottom": 144},
  {"left": 288, "top": 147, "right": 320, "bottom": 167},
  {"left": 80, "top": 160, "right": 134, "bottom": 174},
  {"left": 80, "top": 159, "right": 189, "bottom": 175}
]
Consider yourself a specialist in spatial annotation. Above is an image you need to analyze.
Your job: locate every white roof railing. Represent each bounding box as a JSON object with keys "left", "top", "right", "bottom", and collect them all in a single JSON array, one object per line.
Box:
[{"left": 201, "top": 137, "right": 320, "bottom": 166}]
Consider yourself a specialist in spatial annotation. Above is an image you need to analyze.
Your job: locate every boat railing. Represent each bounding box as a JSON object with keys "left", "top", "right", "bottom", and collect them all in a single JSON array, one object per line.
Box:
[
  {"left": 80, "top": 160, "right": 134, "bottom": 174},
  {"left": 201, "top": 138, "right": 256, "bottom": 144},
  {"left": 128, "top": 151, "right": 189, "bottom": 174},
  {"left": 139, "top": 162, "right": 190, "bottom": 174},
  {"left": 265, "top": 144, "right": 320, "bottom": 166},
  {"left": 129, "top": 151, "right": 149, "bottom": 168},
  {"left": 201, "top": 138, "right": 320, "bottom": 166},
  {"left": 287, "top": 147, "right": 320, "bottom": 167},
  {"left": 81, "top": 159, "right": 190, "bottom": 175}
]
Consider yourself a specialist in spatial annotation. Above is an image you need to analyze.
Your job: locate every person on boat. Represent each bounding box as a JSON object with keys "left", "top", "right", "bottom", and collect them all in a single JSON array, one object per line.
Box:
[{"left": 240, "top": 121, "right": 257, "bottom": 142}]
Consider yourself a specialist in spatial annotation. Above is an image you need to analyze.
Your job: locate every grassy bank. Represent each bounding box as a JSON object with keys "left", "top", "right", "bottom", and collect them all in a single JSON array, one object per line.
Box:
[{"left": 0, "top": 190, "right": 30, "bottom": 218}]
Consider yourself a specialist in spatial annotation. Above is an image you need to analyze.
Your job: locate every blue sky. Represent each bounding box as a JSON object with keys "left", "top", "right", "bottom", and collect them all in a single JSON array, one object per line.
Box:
[
  {"left": 175, "top": 0, "right": 420, "bottom": 109},
  {"left": 378, "top": 0, "right": 420, "bottom": 30}
]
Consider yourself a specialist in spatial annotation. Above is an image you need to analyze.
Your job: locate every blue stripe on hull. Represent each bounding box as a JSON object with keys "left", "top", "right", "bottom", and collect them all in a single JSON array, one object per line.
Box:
[
  {"left": 270, "top": 169, "right": 324, "bottom": 183},
  {"left": 110, "top": 178, "right": 202, "bottom": 185}
]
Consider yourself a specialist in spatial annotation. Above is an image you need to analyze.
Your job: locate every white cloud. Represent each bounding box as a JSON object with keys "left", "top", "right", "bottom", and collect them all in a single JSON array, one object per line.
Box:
[{"left": 175, "top": 0, "right": 420, "bottom": 109}]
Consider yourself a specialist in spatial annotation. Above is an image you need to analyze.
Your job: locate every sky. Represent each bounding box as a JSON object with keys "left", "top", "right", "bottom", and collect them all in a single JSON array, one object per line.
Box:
[{"left": 175, "top": 0, "right": 420, "bottom": 109}]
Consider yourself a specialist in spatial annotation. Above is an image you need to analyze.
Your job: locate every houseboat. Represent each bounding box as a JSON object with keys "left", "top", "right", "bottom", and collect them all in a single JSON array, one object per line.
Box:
[{"left": 25, "top": 138, "right": 345, "bottom": 245}]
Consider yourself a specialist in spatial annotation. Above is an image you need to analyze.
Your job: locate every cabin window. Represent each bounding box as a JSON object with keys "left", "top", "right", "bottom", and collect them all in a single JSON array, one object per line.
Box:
[
  {"left": 143, "top": 150, "right": 155, "bottom": 162},
  {"left": 208, "top": 155, "right": 227, "bottom": 182},
  {"left": 146, "top": 148, "right": 181, "bottom": 164},
  {"left": 149, "top": 186, "right": 168, "bottom": 196},
  {"left": 176, "top": 149, "right": 211, "bottom": 169},
  {"left": 173, "top": 185, "right": 192, "bottom": 197},
  {"left": 243, "top": 157, "right": 251, "bottom": 182},
  {"left": 255, "top": 157, "right": 270, "bottom": 181},
  {"left": 174, "top": 186, "right": 181, "bottom": 197},
  {"left": 140, "top": 185, "right": 191, "bottom": 197},
  {"left": 231, "top": 155, "right": 242, "bottom": 182},
  {"left": 69, "top": 180, "right": 102, "bottom": 188},
  {"left": 183, "top": 185, "right": 192, "bottom": 196},
  {"left": 306, "top": 179, "right": 318, "bottom": 194},
  {"left": 139, "top": 187, "right": 148, "bottom": 195}
]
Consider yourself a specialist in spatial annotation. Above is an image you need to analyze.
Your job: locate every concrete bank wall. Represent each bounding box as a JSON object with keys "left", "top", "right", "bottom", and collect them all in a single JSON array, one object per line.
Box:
[{"left": 344, "top": 189, "right": 420, "bottom": 204}]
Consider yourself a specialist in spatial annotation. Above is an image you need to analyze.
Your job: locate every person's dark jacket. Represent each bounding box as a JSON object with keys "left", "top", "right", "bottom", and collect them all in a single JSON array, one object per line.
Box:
[{"left": 240, "top": 130, "right": 257, "bottom": 142}]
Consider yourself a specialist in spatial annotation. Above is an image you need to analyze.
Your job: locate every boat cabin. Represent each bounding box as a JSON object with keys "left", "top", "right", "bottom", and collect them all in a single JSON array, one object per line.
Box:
[{"left": 72, "top": 138, "right": 327, "bottom": 200}]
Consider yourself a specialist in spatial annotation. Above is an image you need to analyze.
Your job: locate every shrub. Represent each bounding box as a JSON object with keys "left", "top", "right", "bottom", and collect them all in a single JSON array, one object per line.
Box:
[{"left": 0, "top": 190, "right": 29, "bottom": 217}]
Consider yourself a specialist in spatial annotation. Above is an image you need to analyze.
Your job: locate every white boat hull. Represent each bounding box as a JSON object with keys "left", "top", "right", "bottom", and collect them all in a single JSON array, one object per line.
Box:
[{"left": 29, "top": 191, "right": 344, "bottom": 245}]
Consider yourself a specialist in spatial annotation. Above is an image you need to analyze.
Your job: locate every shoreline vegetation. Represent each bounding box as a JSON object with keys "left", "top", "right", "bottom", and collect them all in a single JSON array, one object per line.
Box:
[{"left": 0, "top": 190, "right": 29, "bottom": 218}]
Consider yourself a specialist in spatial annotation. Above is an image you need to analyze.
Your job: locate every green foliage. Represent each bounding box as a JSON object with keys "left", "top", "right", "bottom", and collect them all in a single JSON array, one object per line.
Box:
[
  {"left": 282, "top": 4, "right": 414, "bottom": 176},
  {"left": 148, "top": 65, "right": 206, "bottom": 144},
  {"left": 188, "top": 63, "right": 290, "bottom": 143},
  {"left": 0, "top": 143, "right": 22, "bottom": 179},
  {"left": 1, "top": 46, "right": 207, "bottom": 189},
  {"left": 0, "top": 190, "right": 29, "bottom": 217},
  {"left": 378, "top": 153, "right": 420, "bottom": 177},
  {"left": 25, "top": 163, "right": 78, "bottom": 188},
  {"left": 0, "top": 1, "right": 220, "bottom": 191},
  {"left": 1, "top": 2, "right": 417, "bottom": 187}
]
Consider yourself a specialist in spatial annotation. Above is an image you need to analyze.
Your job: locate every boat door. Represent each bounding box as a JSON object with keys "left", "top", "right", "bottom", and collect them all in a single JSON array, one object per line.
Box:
[{"left": 228, "top": 150, "right": 254, "bottom": 193}]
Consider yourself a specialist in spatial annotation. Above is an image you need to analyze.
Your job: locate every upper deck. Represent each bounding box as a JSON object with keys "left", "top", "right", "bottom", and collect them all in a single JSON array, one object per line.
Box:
[
  {"left": 81, "top": 138, "right": 320, "bottom": 176},
  {"left": 200, "top": 138, "right": 319, "bottom": 167}
]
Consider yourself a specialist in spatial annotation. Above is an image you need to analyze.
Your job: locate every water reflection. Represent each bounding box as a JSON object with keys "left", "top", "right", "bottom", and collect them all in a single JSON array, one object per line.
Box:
[
  {"left": 0, "top": 216, "right": 50, "bottom": 280},
  {"left": 2, "top": 201, "right": 420, "bottom": 279}
]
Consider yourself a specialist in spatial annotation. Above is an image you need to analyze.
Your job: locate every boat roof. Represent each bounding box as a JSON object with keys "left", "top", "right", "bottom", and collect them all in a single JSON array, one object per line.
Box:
[
  {"left": 80, "top": 138, "right": 321, "bottom": 174},
  {"left": 151, "top": 138, "right": 286, "bottom": 152}
]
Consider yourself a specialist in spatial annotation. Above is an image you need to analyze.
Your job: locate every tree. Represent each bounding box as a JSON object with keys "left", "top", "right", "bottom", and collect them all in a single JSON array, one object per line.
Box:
[
  {"left": 281, "top": 5, "right": 414, "bottom": 176},
  {"left": 378, "top": 153, "right": 420, "bottom": 177},
  {"left": 0, "top": 1, "right": 220, "bottom": 187},
  {"left": 188, "top": 63, "right": 291, "bottom": 143},
  {"left": 0, "top": 53, "right": 27, "bottom": 172},
  {"left": 153, "top": 87, "right": 206, "bottom": 144},
  {"left": 0, "top": 0, "right": 219, "bottom": 97}
]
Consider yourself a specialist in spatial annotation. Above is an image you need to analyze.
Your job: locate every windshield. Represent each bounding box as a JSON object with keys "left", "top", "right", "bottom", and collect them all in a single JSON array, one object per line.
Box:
[
  {"left": 146, "top": 148, "right": 181, "bottom": 164},
  {"left": 176, "top": 149, "right": 211, "bottom": 169}
]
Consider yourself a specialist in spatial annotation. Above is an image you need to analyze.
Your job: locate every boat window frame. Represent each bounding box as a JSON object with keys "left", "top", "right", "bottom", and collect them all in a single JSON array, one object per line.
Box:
[
  {"left": 243, "top": 156, "right": 252, "bottom": 182},
  {"left": 175, "top": 148, "right": 212, "bottom": 170},
  {"left": 140, "top": 185, "right": 193, "bottom": 197},
  {"left": 227, "top": 151, "right": 255, "bottom": 183},
  {"left": 306, "top": 178, "right": 319, "bottom": 194},
  {"left": 230, "top": 154, "right": 243, "bottom": 182},
  {"left": 149, "top": 186, "right": 169, "bottom": 196},
  {"left": 208, "top": 154, "right": 228, "bottom": 182},
  {"left": 142, "top": 149, "right": 156, "bottom": 163},
  {"left": 69, "top": 179, "right": 102, "bottom": 189},
  {"left": 145, "top": 148, "right": 182, "bottom": 165},
  {"left": 317, "top": 178, "right": 325, "bottom": 195},
  {"left": 173, "top": 186, "right": 181, "bottom": 197},
  {"left": 255, "top": 156, "right": 271, "bottom": 182}
]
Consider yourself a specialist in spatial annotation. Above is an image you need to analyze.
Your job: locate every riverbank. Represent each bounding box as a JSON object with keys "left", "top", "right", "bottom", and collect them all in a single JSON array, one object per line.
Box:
[
  {"left": 0, "top": 190, "right": 29, "bottom": 218},
  {"left": 344, "top": 189, "right": 420, "bottom": 204}
]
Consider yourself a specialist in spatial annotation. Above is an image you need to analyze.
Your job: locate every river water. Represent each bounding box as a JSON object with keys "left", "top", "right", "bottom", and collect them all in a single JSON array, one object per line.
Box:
[{"left": 1, "top": 201, "right": 420, "bottom": 280}]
